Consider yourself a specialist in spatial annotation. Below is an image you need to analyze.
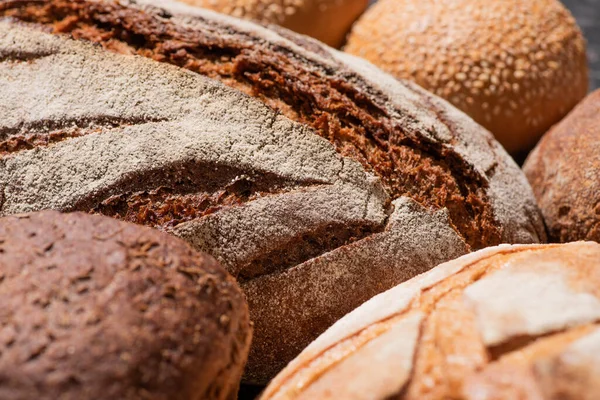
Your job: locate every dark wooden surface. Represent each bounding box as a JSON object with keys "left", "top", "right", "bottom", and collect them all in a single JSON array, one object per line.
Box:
[{"left": 563, "top": 0, "right": 600, "bottom": 90}]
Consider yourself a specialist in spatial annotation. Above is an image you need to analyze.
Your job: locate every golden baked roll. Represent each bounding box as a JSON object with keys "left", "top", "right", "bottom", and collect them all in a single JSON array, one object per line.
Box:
[
  {"left": 524, "top": 89, "right": 600, "bottom": 243},
  {"left": 262, "top": 242, "right": 600, "bottom": 399},
  {"left": 345, "top": 0, "right": 589, "bottom": 155},
  {"left": 178, "top": 0, "right": 367, "bottom": 47}
]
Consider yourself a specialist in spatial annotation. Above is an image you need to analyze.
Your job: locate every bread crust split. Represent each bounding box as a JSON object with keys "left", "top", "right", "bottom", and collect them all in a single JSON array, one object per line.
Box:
[
  {"left": 0, "top": 210, "right": 251, "bottom": 400},
  {"left": 262, "top": 242, "right": 600, "bottom": 400},
  {"left": 0, "top": 3, "right": 544, "bottom": 382}
]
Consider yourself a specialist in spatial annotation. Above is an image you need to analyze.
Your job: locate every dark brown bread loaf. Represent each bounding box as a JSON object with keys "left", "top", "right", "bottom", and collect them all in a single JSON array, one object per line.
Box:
[
  {"left": 524, "top": 89, "right": 600, "bottom": 243},
  {"left": 0, "top": 211, "right": 251, "bottom": 400},
  {"left": 0, "top": 1, "right": 544, "bottom": 382},
  {"left": 262, "top": 242, "right": 600, "bottom": 400}
]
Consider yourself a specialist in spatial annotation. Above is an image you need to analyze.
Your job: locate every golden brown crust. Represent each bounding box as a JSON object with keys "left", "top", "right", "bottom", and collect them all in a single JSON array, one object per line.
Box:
[
  {"left": 178, "top": 0, "right": 367, "bottom": 47},
  {"left": 344, "top": 0, "right": 589, "bottom": 154},
  {"left": 524, "top": 89, "right": 600, "bottom": 243},
  {"left": 261, "top": 243, "right": 600, "bottom": 400},
  {"left": 0, "top": 211, "right": 251, "bottom": 400}
]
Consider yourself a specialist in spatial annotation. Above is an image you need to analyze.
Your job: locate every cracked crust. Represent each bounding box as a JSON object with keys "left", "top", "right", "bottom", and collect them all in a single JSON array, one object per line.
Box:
[
  {"left": 0, "top": 0, "right": 546, "bottom": 250},
  {"left": 0, "top": 15, "right": 544, "bottom": 382},
  {"left": 0, "top": 210, "right": 251, "bottom": 400},
  {"left": 524, "top": 89, "right": 600, "bottom": 243},
  {"left": 261, "top": 242, "right": 600, "bottom": 400}
]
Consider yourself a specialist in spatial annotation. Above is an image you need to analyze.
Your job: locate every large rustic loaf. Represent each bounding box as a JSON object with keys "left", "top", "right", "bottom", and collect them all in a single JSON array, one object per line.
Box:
[
  {"left": 262, "top": 242, "right": 600, "bottom": 400},
  {"left": 0, "top": 3, "right": 544, "bottom": 382},
  {"left": 524, "top": 89, "right": 600, "bottom": 243},
  {"left": 0, "top": 211, "right": 251, "bottom": 400}
]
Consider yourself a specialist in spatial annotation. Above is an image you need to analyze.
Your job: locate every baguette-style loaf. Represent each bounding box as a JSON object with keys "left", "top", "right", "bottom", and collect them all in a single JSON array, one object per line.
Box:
[
  {"left": 262, "top": 242, "right": 600, "bottom": 400},
  {"left": 0, "top": 211, "right": 251, "bottom": 400},
  {"left": 0, "top": 3, "right": 544, "bottom": 381},
  {"left": 524, "top": 89, "right": 600, "bottom": 243}
]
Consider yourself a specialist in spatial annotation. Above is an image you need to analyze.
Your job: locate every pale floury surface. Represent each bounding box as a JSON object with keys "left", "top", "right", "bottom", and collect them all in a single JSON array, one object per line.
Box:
[{"left": 262, "top": 242, "right": 600, "bottom": 400}]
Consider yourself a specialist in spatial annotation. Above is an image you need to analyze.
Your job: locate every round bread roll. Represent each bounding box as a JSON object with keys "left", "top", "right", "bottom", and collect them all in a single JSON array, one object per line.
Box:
[
  {"left": 0, "top": 211, "right": 251, "bottom": 400},
  {"left": 0, "top": 0, "right": 544, "bottom": 383},
  {"left": 177, "top": 0, "right": 367, "bottom": 47},
  {"left": 262, "top": 242, "right": 600, "bottom": 400},
  {"left": 524, "top": 89, "right": 600, "bottom": 243},
  {"left": 344, "top": 0, "right": 589, "bottom": 154}
]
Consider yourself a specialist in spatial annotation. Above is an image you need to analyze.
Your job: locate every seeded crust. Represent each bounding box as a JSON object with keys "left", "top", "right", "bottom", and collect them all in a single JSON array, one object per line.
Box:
[
  {"left": 524, "top": 89, "right": 600, "bottom": 243},
  {"left": 0, "top": 211, "right": 251, "bottom": 400},
  {"left": 344, "top": 0, "right": 589, "bottom": 155},
  {"left": 261, "top": 242, "right": 600, "bottom": 400},
  {"left": 0, "top": 15, "right": 544, "bottom": 382}
]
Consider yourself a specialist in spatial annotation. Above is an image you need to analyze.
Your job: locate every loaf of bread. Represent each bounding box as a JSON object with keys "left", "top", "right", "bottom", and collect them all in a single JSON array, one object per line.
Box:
[
  {"left": 0, "top": 211, "right": 251, "bottom": 400},
  {"left": 344, "top": 0, "right": 589, "bottom": 155},
  {"left": 262, "top": 242, "right": 600, "bottom": 400},
  {"left": 0, "top": 2, "right": 544, "bottom": 382},
  {"left": 524, "top": 89, "right": 600, "bottom": 243},
  {"left": 177, "top": 0, "right": 367, "bottom": 48}
]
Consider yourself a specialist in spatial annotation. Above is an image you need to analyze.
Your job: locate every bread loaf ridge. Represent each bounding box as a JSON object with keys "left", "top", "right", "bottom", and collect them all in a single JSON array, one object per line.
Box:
[
  {"left": 262, "top": 242, "right": 600, "bottom": 400},
  {"left": 0, "top": 210, "right": 251, "bottom": 400},
  {"left": 0, "top": 8, "right": 544, "bottom": 381}
]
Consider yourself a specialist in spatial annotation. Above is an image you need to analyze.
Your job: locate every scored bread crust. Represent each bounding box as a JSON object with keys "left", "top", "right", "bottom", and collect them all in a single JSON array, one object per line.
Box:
[
  {"left": 262, "top": 242, "right": 600, "bottom": 400},
  {"left": 0, "top": 210, "right": 251, "bottom": 400},
  {"left": 0, "top": 0, "right": 545, "bottom": 249},
  {"left": 524, "top": 89, "right": 600, "bottom": 243},
  {"left": 0, "top": 8, "right": 544, "bottom": 382}
]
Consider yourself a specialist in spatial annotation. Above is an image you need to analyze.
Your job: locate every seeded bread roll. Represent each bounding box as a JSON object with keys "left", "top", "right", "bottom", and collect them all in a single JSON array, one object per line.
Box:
[
  {"left": 177, "top": 0, "right": 367, "bottom": 48},
  {"left": 344, "top": 0, "right": 589, "bottom": 155},
  {"left": 524, "top": 89, "right": 600, "bottom": 243},
  {"left": 262, "top": 242, "right": 600, "bottom": 400},
  {"left": 0, "top": 2, "right": 544, "bottom": 382},
  {"left": 0, "top": 211, "right": 251, "bottom": 400}
]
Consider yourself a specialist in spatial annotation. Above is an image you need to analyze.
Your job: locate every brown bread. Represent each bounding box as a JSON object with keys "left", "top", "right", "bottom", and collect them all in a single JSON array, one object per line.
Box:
[
  {"left": 0, "top": 211, "right": 251, "bottom": 400},
  {"left": 0, "top": 3, "right": 544, "bottom": 382},
  {"left": 177, "top": 0, "right": 367, "bottom": 48},
  {"left": 524, "top": 89, "right": 600, "bottom": 243},
  {"left": 262, "top": 242, "right": 600, "bottom": 400}
]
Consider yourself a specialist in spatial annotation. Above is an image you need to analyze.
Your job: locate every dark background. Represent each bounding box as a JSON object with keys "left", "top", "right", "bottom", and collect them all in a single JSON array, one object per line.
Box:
[{"left": 562, "top": 0, "right": 599, "bottom": 90}]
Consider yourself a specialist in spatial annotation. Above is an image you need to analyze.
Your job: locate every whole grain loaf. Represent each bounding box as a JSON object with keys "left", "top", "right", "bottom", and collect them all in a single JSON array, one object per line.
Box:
[
  {"left": 262, "top": 242, "right": 600, "bottom": 400},
  {"left": 0, "top": 3, "right": 544, "bottom": 382},
  {"left": 524, "top": 89, "right": 600, "bottom": 243},
  {"left": 0, "top": 211, "right": 251, "bottom": 400}
]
